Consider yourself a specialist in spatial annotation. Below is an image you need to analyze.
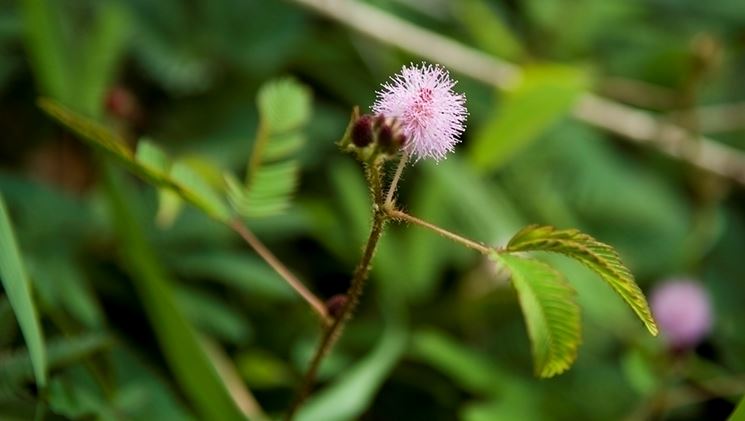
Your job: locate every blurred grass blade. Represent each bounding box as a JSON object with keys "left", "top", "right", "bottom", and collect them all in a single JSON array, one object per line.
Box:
[
  {"left": 468, "top": 65, "right": 588, "bottom": 171},
  {"left": 731, "top": 396, "right": 745, "bottom": 421},
  {"left": 493, "top": 253, "right": 581, "bottom": 378},
  {"left": 506, "top": 225, "right": 659, "bottom": 335},
  {"left": 296, "top": 322, "right": 407, "bottom": 421},
  {"left": 38, "top": 99, "right": 231, "bottom": 222},
  {"left": 0, "top": 193, "right": 47, "bottom": 388},
  {"left": 20, "top": 0, "right": 71, "bottom": 102},
  {"left": 102, "top": 165, "right": 245, "bottom": 421},
  {"left": 410, "top": 328, "right": 508, "bottom": 394},
  {"left": 77, "top": 1, "right": 130, "bottom": 117}
]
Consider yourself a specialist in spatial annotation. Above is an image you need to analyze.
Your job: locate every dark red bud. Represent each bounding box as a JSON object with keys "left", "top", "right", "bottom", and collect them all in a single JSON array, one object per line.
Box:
[
  {"left": 378, "top": 124, "right": 394, "bottom": 149},
  {"left": 351, "top": 115, "right": 374, "bottom": 147},
  {"left": 325, "top": 294, "right": 348, "bottom": 319}
]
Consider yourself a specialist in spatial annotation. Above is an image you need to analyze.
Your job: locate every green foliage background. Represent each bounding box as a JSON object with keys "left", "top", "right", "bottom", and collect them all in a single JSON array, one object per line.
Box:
[{"left": 1, "top": 0, "right": 744, "bottom": 419}]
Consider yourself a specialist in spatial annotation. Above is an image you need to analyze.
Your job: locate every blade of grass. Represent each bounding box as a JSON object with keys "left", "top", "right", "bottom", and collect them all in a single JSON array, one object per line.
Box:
[
  {"left": 101, "top": 163, "right": 246, "bottom": 421},
  {"left": 0, "top": 192, "right": 47, "bottom": 388}
]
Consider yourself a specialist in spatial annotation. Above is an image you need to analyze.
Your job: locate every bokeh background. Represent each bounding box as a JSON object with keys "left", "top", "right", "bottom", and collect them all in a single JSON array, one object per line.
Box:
[{"left": 1, "top": 0, "right": 745, "bottom": 419}]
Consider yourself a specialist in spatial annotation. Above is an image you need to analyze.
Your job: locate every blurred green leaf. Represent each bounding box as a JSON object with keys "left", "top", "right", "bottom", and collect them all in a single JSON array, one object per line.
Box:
[
  {"left": 257, "top": 77, "right": 311, "bottom": 134},
  {"left": 102, "top": 165, "right": 245, "bottom": 421},
  {"left": 135, "top": 139, "right": 170, "bottom": 177},
  {"left": 0, "top": 193, "right": 46, "bottom": 388},
  {"left": 410, "top": 329, "right": 542, "bottom": 418},
  {"left": 229, "top": 78, "right": 311, "bottom": 219},
  {"left": 176, "top": 287, "right": 252, "bottom": 345},
  {"left": 296, "top": 321, "right": 407, "bottom": 421},
  {"left": 494, "top": 253, "right": 581, "bottom": 378},
  {"left": 168, "top": 251, "right": 296, "bottom": 299},
  {"left": 0, "top": 334, "right": 109, "bottom": 400},
  {"left": 506, "top": 225, "right": 658, "bottom": 335},
  {"left": 27, "top": 255, "right": 104, "bottom": 329},
  {"left": 410, "top": 328, "right": 507, "bottom": 394},
  {"left": 468, "top": 65, "right": 588, "bottom": 171},
  {"left": 39, "top": 99, "right": 231, "bottom": 222},
  {"left": 457, "top": 0, "right": 524, "bottom": 60},
  {"left": 236, "top": 349, "right": 294, "bottom": 389}
]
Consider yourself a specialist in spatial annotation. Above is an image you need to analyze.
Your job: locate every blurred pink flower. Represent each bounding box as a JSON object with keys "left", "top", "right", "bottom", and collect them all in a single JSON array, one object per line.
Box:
[
  {"left": 372, "top": 63, "right": 467, "bottom": 161},
  {"left": 651, "top": 279, "right": 712, "bottom": 349}
]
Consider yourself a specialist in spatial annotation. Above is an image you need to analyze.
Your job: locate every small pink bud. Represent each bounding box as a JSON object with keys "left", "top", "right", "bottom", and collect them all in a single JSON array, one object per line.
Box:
[{"left": 651, "top": 279, "right": 712, "bottom": 350}]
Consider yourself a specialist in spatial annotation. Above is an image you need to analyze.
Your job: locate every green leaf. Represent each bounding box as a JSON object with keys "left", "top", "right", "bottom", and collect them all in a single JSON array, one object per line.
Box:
[
  {"left": 170, "top": 161, "right": 230, "bottom": 221},
  {"left": 257, "top": 77, "right": 311, "bottom": 134},
  {"left": 296, "top": 321, "right": 407, "bottom": 421},
  {"left": 468, "top": 65, "right": 588, "bottom": 171},
  {"left": 493, "top": 253, "right": 581, "bottom": 378},
  {"left": 38, "top": 99, "right": 231, "bottom": 222},
  {"left": 505, "top": 225, "right": 659, "bottom": 336},
  {"left": 230, "top": 78, "right": 311, "bottom": 219},
  {"left": 0, "top": 193, "right": 46, "bottom": 388},
  {"left": 102, "top": 165, "right": 245, "bottom": 421},
  {"left": 135, "top": 139, "right": 170, "bottom": 177}
]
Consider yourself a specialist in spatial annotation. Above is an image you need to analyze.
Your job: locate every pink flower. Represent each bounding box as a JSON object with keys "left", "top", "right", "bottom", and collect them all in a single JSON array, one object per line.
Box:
[
  {"left": 372, "top": 63, "right": 467, "bottom": 161},
  {"left": 651, "top": 279, "right": 713, "bottom": 349}
]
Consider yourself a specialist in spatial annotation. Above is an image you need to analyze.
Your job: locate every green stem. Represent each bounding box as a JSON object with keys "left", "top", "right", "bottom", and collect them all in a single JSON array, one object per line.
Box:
[
  {"left": 230, "top": 218, "right": 330, "bottom": 324},
  {"left": 386, "top": 207, "right": 492, "bottom": 255},
  {"left": 384, "top": 153, "right": 408, "bottom": 206}
]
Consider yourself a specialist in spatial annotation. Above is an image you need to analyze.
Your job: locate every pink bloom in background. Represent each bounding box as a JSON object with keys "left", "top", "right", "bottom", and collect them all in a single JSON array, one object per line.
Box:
[
  {"left": 372, "top": 63, "right": 467, "bottom": 161},
  {"left": 651, "top": 279, "right": 713, "bottom": 349}
]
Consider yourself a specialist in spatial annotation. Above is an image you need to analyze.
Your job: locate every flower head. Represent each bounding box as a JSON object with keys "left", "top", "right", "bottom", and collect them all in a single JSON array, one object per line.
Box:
[
  {"left": 651, "top": 279, "right": 713, "bottom": 350},
  {"left": 372, "top": 63, "right": 467, "bottom": 161}
]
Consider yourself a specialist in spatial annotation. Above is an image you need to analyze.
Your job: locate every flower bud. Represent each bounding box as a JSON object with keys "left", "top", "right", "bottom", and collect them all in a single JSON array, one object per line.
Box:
[
  {"left": 351, "top": 115, "right": 374, "bottom": 147},
  {"left": 325, "top": 294, "right": 349, "bottom": 319}
]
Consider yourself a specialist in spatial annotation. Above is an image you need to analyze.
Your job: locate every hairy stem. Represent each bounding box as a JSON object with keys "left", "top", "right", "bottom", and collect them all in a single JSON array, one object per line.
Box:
[
  {"left": 285, "top": 212, "right": 387, "bottom": 420},
  {"left": 386, "top": 207, "right": 492, "bottom": 254},
  {"left": 230, "top": 218, "right": 330, "bottom": 324},
  {"left": 285, "top": 161, "right": 388, "bottom": 420}
]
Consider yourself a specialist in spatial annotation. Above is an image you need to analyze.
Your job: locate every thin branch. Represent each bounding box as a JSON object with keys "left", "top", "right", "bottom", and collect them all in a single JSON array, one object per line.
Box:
[
  {"left": 386, "top": 207, "right": 491, "bottom": 255},
  {"left": 285, "top": 158, "right": 390, "bottom": 419},
  {"left": 574, "top": 95, "right": 745, "bottom": 185},
  {"left": 230, "top": 218, "right": 330, "bottom": 324},
  {"left": 384, "top": 153, "right": 408, "bottom": 206},
  {"left": 287, "top": 0, "right": 745, "bottom": 187},
  {"left": 667, "top": 102, "right": 745, "bottom": 134}
]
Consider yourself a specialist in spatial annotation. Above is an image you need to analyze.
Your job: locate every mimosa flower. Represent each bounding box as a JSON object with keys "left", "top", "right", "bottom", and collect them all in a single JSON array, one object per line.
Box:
[{"left": 372, "top": 63, "right": 467, "bottom": 161}]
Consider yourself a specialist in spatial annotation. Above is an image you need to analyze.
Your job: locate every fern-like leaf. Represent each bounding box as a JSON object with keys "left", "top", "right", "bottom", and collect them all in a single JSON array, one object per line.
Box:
[
  {"left": 228, "top": 78, "right": 311, "bottom": 218},
  {"left": 493, "top": 253, "right": 581, "bottom": 378},
  {"left": 506, "top": 225, "right": 658, "bottom": 336}
]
